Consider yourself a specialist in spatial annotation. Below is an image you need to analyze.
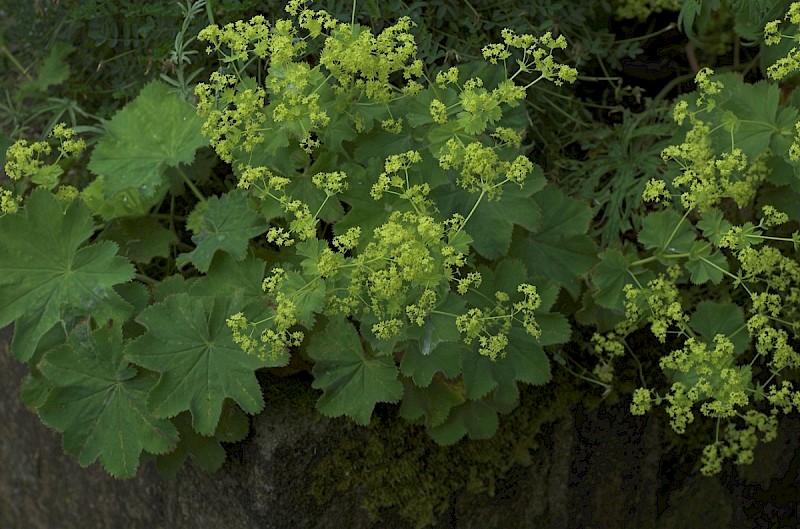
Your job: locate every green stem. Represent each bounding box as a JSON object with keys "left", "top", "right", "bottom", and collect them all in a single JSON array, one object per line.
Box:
[
  {"left": 453, "top": 189, "right": 486, "bottom": 239},
  {"left": 151, "top": 213, "right": 187, "bottom": 221},
  {"left": 629, "top": 252, "right": 690, "bottom": 267},
  {"left": 1, "top": 45, "right": 33, "bottom": 81},
  {"left": 463, "top": 0, "right": 481, "bottom": 19},
  {"left": 664, "top": 209, "right": 692, "bottom": 249},
  {"left": 699, "top": 256, "right": 753, "bottom": 296},
  {"left": 135, "top": 273, "right": 159, "bottom": 285},
  {"left": 560, "top": 356, "right": 612, "bottom": 390},
  {"left": 430, "top": 310, "right": 460, "bottom": 319},
  {"left": 653, "top": 58, "right": 760, "bottom": 103},
  {"left": 759, "top": 235, "right": 794, "bottom": 243},
  {"left": 313, "top": 195, "right": 330, "bottom": 219},
  {"left": 615, "top": 22, "right": 676, "bottom": 44},
  {"left": 624, "top": 341, "right": 648, "bottom": 388},
  {"left": 177, "top": 166, "right": 207, "bottom": 203}
]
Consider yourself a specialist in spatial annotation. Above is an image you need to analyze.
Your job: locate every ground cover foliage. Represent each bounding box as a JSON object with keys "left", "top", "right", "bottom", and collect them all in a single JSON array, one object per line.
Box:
[{"left": 4, "top": 0, "right": 800, "bottom": 525}]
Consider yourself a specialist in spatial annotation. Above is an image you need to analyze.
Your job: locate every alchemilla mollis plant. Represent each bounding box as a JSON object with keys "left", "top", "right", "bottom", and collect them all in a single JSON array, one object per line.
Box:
[
  {"left": 588, "top": 2, "right": 800, "bottom": 475},
  {"left": 0, "top": 0, "right": 584, "bottom": 478},
  {"left": 5, "top": 0, "right": 800, "bottom": 492}
]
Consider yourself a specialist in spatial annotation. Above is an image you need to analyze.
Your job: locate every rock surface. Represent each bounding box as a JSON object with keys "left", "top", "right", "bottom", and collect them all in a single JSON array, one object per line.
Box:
[{"left": 2, "top": 324, "right": 799, "bottom": 528}]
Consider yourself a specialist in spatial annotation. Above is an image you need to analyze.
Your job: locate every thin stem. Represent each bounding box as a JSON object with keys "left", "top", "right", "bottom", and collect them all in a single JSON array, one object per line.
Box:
[
  {"left": 453, "top": 189, "right": 486, "bottom": 239},
  {"left": 177, "top": 166, "right": 207, "bottom": 203},
  {"left": 615, "top": 23, "right": 676, "bottom": 44},
  {"left": 1, "top": 45, "right": 33, "bottom": 81},
  {"left": 624, "top": 341, "right": 648, "bottom": 388},
  {"left": 135, "top": 273, "right": 159, "bottom": 285},
  {"left": 313, "top": 195, "right": 330, "bottom": 219},
  {"left": 560, "top": 358, "right": 612, "bottom": 391},
  {"left": 463, "top": 0, "right": 481, "bottom": 19},
  {"left": 151, "top": 213, "right": 187, "bottom": 221}
]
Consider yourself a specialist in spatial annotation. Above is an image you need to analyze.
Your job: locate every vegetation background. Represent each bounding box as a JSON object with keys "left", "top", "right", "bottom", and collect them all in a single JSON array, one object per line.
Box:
[{"left": 2, "top": 0, "right": 800, "bottom": 527}]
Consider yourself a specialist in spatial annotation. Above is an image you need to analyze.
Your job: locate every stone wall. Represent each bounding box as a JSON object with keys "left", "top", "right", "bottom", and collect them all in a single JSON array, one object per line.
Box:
[{"left": 2, "top": 324, "right": 798, "bottom": 528}]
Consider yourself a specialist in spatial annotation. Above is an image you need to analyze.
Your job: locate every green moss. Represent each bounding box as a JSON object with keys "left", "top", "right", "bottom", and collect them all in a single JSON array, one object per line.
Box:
[{"left": 311, "top": 371, "right": 584, "bottom": 528}]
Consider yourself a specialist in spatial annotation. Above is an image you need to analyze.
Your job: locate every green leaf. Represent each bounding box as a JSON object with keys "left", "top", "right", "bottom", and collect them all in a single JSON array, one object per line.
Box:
[
  {"left": 320, "top": 92, "right": 358, "bottom": 153},
  {"left": 400, "top": 341, "right": 464, "bottom": 388},
  {"left": 88, "top": 81, "right": 207, "bottom": 198},
  {"left": 757, "top": 185, "right": 800, "bottom": 221},
  {"left": 427, "top": 400, "right": 499, "bottom": 445},
  {"left": 464, "top": 258, "right": 528, "bottom": 304},
  {"left": 400, "top": 293, "right": 466, "bottom": 387},
  {"left": 710, "top": 75, "right": 780, "bottom": 161},
  {"left": 353, "top": 128, "right": 413, "bottom": 162},
  {"left": 510, "top": 186, "right": 597, "bottom": 296},
  {"left": 154, "top": 405, "right": 250, "bottom": 479},
  {"left": 461, "top": 327, "right": 550, "bottom": 403},
  {"left": 98, "top": 217, "right": 177, "bottom": 263},
  {"left": 772, "top": 106, "right": 799, "bottom": 155},
  {"left": 335, "top": 159, "right": 414, "bottom": 238},
  {"left": 575, "top": 290, "right": 627, "bottom": 333},
  {"left": 281, "top": 163, "right": 345, "bottom": 224},
  {"left": 188, "top": 254, "right": 267, "bottom": 308},
  {"left": 689, "top": 301, "right": 748, "bottom": 353},
  {"left": 30, "top": 164, "right": 63, "bottom": 189},
  {"left": 115, "top": 281, "right": 151, "bottom": 338},
  {"left": 461, "top": 350, "right": 499, "bottom": 400},
  {"left": 399, "top": 377, "right": 465, "bottom": 428},
  {"left": 405, "top": 86, "right": 457, "bottom": 128},
  {"left": 436, "top": 168, "right": 545, "bottom": 259},
  {"left": 697, "top": 208, "right": 732, "bottom": 245},
  {"left": 535, "top": 312, "right": 571, "bottom": 346},
  {"left": 638, "top": 210, "right": 695, "bottom": 254},
  {"left": 38, "top": 325, "right": 178, "bottom": 478},
  {"left": 126, "top": 294, "right": 271, "bottom": 436},
  {"left": 81, "top": 176, "right": 169, "bottom": 222},
  {"left": 685, "top": 242, "right": 728, "bottom": 284},
  {"left": 296, "top": 238, "right": 335, "bottom": 277},
  {"left": 283, "top": 269, "right": 326, "bottom": 327},
  {"left": 176, "top": 190, "right": 266, "bottom": 273},
  {"left": 153, "top": 274, "right": 192, "bottom": 303},
  {"left": 503, "top": 329, "right": 551, "bottom": 386},
  {"left": 19, "top": 325, "right": 68, "bottom": 410},
  {"left": 19, "top": 43, "right": 73, "bottom": 94},
  {"left": 0, "top": 189, "right": 134, "bottom": 361},
  {"left": 677, "top": 0, "right": 714, "bottom": 42},
  {"left": 592, "top": 248, "right": 632, "bottom": 311},
  {"left": 307, "top": 317, "right": 403, "bottom": 425}
]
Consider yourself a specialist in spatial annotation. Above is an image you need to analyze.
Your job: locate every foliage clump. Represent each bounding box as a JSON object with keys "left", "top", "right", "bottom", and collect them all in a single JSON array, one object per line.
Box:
[
  {"left": 7, "top": 0, "right": 800, "bottom": 525},
  {"left": 0, "top": 0, "right": 584, "bottom": 482}
]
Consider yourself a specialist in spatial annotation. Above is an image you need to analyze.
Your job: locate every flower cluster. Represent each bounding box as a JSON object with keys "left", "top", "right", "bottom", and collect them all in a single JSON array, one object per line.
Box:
[
  {"left": 438, "top": 138, "right": 533, "bottom": 199},
  {"left": 320, "top": 16, "right": 422, "bottom": 102},
  {"left": 484, "top": 29, "right": 577, "bottom": 87},
  {"left": 660, "top": 83, "right": 768, "bottom": 211},
  {"left": 454, "top": 287, "right": 538, "bottom": 361},
  {"left": 4, "top": 123, "right": 85, "bottom": 190},
  {"left": 613, "top": 0, "right": 681, "bottom": 21},
  {"left": 370, "top": 150, "right": 432, "bottom": 213},
  {"left": 700, "top": 411, "right": 778, "bottom": 475},
  {"left": 0, "top": 189, "right": 20, "bottom": 215},
  {"left": 764, "top": 1, "right": 800, "bottom": 79},
  {"left": 227, "top": 267, "right": 305, "bottom": 361},
  {"left": 343, "top": 210, "right": 444, "bottom": 324},
  {"left": 623, "top": 273, "right": 687, "bottom": 342},
  {"left": 195, "top": 73, "right": 269, "bottom": 162}
]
